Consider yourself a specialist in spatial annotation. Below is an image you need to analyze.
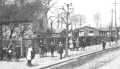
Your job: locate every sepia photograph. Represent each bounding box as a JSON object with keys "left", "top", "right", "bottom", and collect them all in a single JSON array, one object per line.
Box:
[{"left": 0, "top": 0, "right": 120, "bottom": 69}]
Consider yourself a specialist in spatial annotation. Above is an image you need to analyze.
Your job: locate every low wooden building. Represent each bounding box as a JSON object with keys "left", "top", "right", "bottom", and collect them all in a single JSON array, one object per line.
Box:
[{"left": 74, "top": 26, "right": 120, "bottom": 37}]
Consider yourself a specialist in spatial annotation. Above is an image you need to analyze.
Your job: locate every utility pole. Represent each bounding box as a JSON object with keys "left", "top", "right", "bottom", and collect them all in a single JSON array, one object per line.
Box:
[
  {"left": 114, "top": 0, "right": 118, "bottom": 41},
  {"left": 50, "top": 21, "right": 53, "bottom": 32},
  {"left": 113, "top": 0, "right": 120, "bottom": 42},
  {"left": 65, "top": 3, "right": 70, "bottom": 57},
  {"left": 109, "top": 9, "right": 113, "bottom": 46},
  {"left": 79, "top": 16, "right": 82, "bottom": 28},
  {"left": 111, "top": 9, "right": 113, "bottom": 39},
  {"left": 114, "top": 0, "right": 117, "bottom": 28}
]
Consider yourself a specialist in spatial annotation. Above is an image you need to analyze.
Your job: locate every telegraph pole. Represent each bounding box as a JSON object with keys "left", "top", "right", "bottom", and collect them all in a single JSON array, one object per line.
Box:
[
  {"left": 111, "top": 9, "right": 114, "bottom": 39},
  {"left": 65, "top": 3, "right": 70, "bottom": 57},
  {"left": 109, "top": 9, "right": 114, "bottom": 46},
  {"left": 114, "top": 0, "right": 117, "bottom": 28},
  {"left": 113, "top": 0, "right": 120, "bottom": 42}
]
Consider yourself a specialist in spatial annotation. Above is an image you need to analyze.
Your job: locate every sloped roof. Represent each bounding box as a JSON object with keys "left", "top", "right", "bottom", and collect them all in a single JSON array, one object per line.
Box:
[
  {"left": 80, "top": 26, "right": 99, "bottom": 31},
  {"left": 74, "top": 26, "right": 99, "bottom": 32},
  {"left": 74, "top": 26, "right": 120, "bottom": 32}
]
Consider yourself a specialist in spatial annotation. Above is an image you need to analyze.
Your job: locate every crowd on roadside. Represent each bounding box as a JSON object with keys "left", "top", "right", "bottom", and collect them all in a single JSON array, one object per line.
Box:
[
  {"left": 0, "top": 37, "right": 108, "bottom": 66},
  {"left": 26, "top": 38, "right": 107, "bottom": 66}
]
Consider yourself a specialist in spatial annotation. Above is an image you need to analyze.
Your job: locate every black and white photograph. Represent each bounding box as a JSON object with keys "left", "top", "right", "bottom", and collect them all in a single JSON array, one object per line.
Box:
[{"left": 0, "top": 0, "right": 120, "bottom": 69}]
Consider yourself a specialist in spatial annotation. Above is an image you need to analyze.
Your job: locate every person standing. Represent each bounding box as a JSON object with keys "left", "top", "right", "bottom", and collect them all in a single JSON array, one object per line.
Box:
[
  {"left": 15, "top": 45, "right": 20, "bottom": 61},
  {"left": 43, "top": 44, "right": 47, "bottom": 57},
  {"left": 73, "top": 39, "right": 76, "bottom": 50},
  {"left": 58, "top": 42, "right": 64, "bottom": 59},
  {"left": 39, "top": 40, "right": 42, "bottom": 57},
  {"left": 102, "top": 40, "right": 106, "bottom": 50},
  {"left": 81, "top": 38, "right": 86, "bottom": 51},
  {"left": 26, "top": 45, "right": 34, "bottom": 66},
  {"left": 69, "top": 39, "right": 73, "bottom": 50},
  {"left": 76, "top": 38, "right": 79, "bottom": 51},
  {"left": 50, "top": 41, "right": 55, "bottom": 57}
]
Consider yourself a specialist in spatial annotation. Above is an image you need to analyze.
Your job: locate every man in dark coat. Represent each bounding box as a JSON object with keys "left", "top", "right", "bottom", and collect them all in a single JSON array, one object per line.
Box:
[
  {"left": 102, "top": 40, "right": 106, "bottom": 50},
  {"left": 15, "top": 46, "right": 20, "bottom": 61},
  {"left": 39, "top": 40, "right": 43, "bottom": 57},
  {"left": 73, "top": 40, "right": 76, "bottom": 50},
  {"left": 81, "top": 38, "right": 86, "bottom": 51},
  {"left": 58, "top": 42, "right": 64, "bottom": 59},
  {"left": 76, "top": 38, "right": 79, "bottom": 51},
  {"left": 50, "top": 42, "right": 55, "bottom": 57}
]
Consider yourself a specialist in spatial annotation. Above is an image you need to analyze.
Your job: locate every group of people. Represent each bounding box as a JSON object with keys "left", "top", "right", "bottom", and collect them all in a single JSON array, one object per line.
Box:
[
  {"left": 26, "top": 41, "right": 64, "bottom": 66},
  {"left": 49, "top": 41, "right": 64, "bottom": 59},
  {"left": 69, "top": 38, "right": 86, "bottom": 51},
  {"left": 0, "top": 39, "right": 106, "bottom": 66},
  {"left": 38, "top": 40, "right": 64, "bottom": 58},
  {"left": 69, "top": 38, "right": 107, "bottom": 51}
]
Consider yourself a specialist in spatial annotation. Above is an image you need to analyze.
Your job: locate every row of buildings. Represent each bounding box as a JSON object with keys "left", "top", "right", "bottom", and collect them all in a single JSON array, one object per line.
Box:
[
  {"left": 72, "top": 26, "right": 120, "bottom": 38},
  {"left": 39, "top": 26, "right": 120, "bottom": 40}
]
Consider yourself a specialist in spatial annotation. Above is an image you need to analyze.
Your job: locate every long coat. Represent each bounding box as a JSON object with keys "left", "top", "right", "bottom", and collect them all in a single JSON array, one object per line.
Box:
[
  {"left": 58, "top": 44, "right": 64, "bottom": 54},
  {"left": 50, "top": 44, "right": 55, "bottom": 53},
  {"left": 76, "top": 40, "right": 79, "bottom": 48},
  {"left": 26, "top": 47, "right": 33, "bottom": 60},
  {"left": 102, "top": 41, "right": 106, "bottom": 48}
]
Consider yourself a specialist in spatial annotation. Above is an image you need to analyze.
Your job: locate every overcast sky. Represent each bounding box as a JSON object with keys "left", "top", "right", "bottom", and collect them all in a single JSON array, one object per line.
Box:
[{"left": 49, "top": 0, "right": 120, "bottom": 31}]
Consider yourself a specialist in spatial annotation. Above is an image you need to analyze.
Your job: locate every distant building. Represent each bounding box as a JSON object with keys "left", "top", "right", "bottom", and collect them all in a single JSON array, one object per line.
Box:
[
  {"left": 74, "top": 26, "right": 120, "bottom": 37},
  {"left": 74, "top": 26, "right": 99, "bottom": 37}
]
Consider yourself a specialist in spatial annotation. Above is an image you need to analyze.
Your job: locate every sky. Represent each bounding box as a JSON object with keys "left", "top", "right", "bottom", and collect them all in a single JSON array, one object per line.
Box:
[{"left": 48, "top": 0, "right": 120, "bottom": 31}]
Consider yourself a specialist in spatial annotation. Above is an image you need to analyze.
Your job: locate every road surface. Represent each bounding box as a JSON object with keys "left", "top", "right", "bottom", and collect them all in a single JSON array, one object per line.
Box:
[{"left": 46, "top": 47, "right": 120, "bottom": 69}]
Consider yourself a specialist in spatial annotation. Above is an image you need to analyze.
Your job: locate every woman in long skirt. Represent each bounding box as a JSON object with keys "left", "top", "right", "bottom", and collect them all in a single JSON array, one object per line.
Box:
[{"left": 26, "top": 45, "right": 33, "bottom": 66}]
